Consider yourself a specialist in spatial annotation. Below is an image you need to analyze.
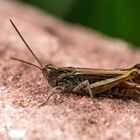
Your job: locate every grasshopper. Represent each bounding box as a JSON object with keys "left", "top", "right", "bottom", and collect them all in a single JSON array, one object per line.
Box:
[{"left": 10, "top": 19, "right": 140, "bottom": 107}]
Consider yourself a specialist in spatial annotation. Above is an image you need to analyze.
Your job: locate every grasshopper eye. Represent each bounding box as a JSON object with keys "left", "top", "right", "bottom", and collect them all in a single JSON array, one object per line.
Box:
[
  {"left": 42, "top": 64, "right": 58, "bottom": 80},
  {"left": 42, "top": 64, "right": 57, "bottom": 74},
  {"left": 46, "top": 67, "right": 52, "bottom": 73},
  {"left": 46, "top": 64, "right": 58, "bottom": 71}
]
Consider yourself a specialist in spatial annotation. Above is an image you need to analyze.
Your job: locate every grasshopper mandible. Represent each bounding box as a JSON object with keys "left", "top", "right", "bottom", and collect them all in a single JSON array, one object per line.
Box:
[{"left": 10, "top": 19, "right": 140, "bottom": 107}]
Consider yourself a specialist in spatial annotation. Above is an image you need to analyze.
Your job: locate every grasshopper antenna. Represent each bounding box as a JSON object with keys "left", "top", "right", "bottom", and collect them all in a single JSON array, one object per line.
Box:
[
  {"left": 11, "top": 57, "right": 42, "bottom": 70},
  {"left": 10, "top": 19, "right": 43, "bottom": 68}
]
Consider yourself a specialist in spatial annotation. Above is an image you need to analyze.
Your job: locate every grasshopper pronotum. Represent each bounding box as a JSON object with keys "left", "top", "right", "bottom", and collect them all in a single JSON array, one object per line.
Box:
[{"left": 10, "top": 19, "right": 140, "bottom": 107}]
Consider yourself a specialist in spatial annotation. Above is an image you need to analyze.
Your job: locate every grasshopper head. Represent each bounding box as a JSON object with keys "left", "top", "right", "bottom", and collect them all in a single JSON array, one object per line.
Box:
[{"left": 42, "top": 64, "right": 58, "bottom": 80}]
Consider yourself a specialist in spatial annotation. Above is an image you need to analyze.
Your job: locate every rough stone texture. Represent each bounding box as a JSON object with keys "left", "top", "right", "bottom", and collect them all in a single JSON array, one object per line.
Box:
[{"left": 1, "top": 1, "right": 140, "bottom": 140}]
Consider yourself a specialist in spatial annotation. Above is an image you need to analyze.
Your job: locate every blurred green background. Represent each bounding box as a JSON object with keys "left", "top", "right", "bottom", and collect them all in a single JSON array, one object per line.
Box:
[{"left": 22, "top": 0, "right": 140, "bottom": 47}]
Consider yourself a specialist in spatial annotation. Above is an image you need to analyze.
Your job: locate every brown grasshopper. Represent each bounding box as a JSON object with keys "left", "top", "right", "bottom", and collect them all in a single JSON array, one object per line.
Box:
[{"left": 10, "top": 19, "right": 140, "bottom": 107}]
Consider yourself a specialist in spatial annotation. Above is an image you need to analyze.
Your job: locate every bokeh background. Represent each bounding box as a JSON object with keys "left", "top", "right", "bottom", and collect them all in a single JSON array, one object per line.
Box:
[{"left": 22, "top": 0, "right": 140, "bottom": 47}]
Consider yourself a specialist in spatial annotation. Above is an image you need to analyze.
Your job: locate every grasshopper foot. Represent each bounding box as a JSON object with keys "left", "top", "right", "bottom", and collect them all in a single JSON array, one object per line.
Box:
[
  {"left": 73, "top": 80, "right": 101, "bottom": 109},
  {"left": 38, "top": 87, "right": 58, "bottom": 108},
  {"left": 38, "top": 86, "right": 64, "bottom": 108}
]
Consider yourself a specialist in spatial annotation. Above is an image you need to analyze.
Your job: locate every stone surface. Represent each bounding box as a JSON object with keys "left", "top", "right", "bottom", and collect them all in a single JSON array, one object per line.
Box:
[{"left": 0, "top": 1, "right": 140, "bottom": 140}]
